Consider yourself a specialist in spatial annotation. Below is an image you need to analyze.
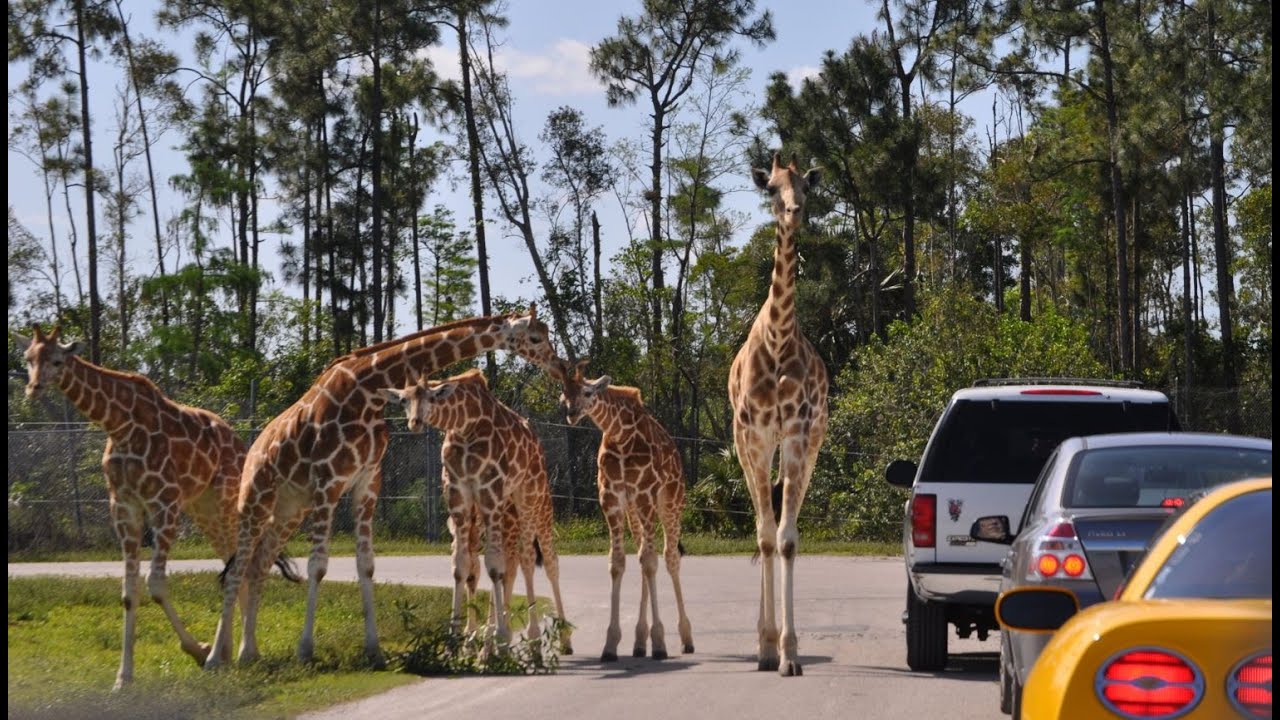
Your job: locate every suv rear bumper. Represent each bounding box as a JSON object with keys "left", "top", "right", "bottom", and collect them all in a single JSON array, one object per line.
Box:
[{"left": 909, "top": 562, "right": 1003, "bottom": 604}]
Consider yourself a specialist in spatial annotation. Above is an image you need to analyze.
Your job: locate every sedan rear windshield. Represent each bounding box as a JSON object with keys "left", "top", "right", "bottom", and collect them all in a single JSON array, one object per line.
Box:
[
  {"left": 1145, "top": 489, "right": 1272, "bottom": 600},
  {"left": 923, "top": 400, "right": 1177, "bottom": 484},
  {"left": 1065, "top": 446, "right": 1272, "bottom": 508}
]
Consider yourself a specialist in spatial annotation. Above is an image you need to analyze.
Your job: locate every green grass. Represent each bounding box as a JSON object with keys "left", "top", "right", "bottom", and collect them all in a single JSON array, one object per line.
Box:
[
  {"left": 9, "top": 523, "right": 899, "bottom": 564},
  {"left": 8, "top": 573, "right": 454, "bottom": 719}
]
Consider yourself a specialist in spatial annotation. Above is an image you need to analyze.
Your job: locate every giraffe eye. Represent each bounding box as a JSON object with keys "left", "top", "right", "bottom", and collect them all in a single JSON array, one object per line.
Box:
[
  {"left": 52, "top": 360, "right": 63, "bottom": 367},
  {"left": 767, "top": 185, "right": 779, "bottom": 196}
]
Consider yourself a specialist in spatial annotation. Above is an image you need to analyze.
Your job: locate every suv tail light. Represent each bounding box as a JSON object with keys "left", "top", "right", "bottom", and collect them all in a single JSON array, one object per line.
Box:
[
  {"left": 1096, "top": 648, "right": 1203, "bottom": 718},
  {"left": 910, "top": 494, "right": 936, "bottom": 548},
  {"left": 1229, "top": 652, "right": 1272, "bottom": 718},
  {"left": 1028, "top": 522, "right": 1095, "bottom": 581},
  {"left": 1020, "top": 388, "right": 1103, "bottom": 395}
]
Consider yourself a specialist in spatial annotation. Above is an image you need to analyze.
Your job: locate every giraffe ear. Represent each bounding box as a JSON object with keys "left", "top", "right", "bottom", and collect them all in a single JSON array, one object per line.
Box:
[
  {"left": 13, "top": 331, "right": 33, "bottom": 352},
  {"left": 751, "top": 167, "right": 770, "bottom": 191},
  {"left": 59, "top": 341, "right": 81, "bottom": 356},
  {"left": 429, "top": 382, "right": 459, "bottom": 401},
  {"left": 378, "top": 387, "right": 407, "bottom": 405},
  {"left": 527, "top": 302, "right": 538, "bottom": 319},
  {"left": 587, "top": 375, "right": 611, "bottom": 393},
  {"left": 805, "top": 167, "right": 822, "bottom": 189}
]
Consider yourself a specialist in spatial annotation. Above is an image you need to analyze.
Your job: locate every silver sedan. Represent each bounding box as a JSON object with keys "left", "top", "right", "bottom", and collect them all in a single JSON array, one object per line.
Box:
[{"left": 969, "top": 431, "right": 1272, "bottom": 719}]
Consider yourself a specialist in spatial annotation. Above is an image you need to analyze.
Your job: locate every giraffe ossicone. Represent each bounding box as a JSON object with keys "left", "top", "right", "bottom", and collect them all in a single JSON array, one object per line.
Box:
[
  {"left": 730, "top": 150, "right": 830, "bottom": 676},
  {"left": 383, "top": 367, "right": 572, "bottom": 654},
  {"left": 554, "top": 358, "right": 694, "bottom": 662},
  {"left": 15, "top": 324, "right": 251, "bottom": 690}
]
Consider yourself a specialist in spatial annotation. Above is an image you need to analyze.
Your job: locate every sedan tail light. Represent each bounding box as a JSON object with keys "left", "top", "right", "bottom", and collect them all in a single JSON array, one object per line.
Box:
[
  {"left": 911, "top": 494, "right": 936, "bottom": 548},
  {"left": 1229, "top": 651, "right": 1272, "bottom": 719},
  {"left": 1027, "top": 522, "right": 1095, "bottom": 581},
  {"left": 1096, "top": 648, "right": 1203, "bottom": 719}
]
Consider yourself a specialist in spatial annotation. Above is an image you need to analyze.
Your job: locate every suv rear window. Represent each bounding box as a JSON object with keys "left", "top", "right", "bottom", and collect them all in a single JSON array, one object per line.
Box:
[{"left": 921, "top": 399, "right": 1177, "bottom": 484}]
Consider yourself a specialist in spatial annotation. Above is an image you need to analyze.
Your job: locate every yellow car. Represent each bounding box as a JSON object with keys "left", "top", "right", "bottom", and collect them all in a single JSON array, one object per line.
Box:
[{"left": 996, "top": 477, "right": 1271, "bottom": 719}]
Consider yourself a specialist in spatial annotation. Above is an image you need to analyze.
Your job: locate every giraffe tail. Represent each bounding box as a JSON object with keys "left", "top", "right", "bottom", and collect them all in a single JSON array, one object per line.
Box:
[
  {"left": 218, "top": 552, "right": 304, "bottom": 586},
  {"left": 749, "top": 484, "right": 786, "bottom": 565},
  {"left": 678, "top": 541, "right": 687, "bottom": 556},
  {"left": 534, "top": 538, "right": 544, "bottom": 567}
]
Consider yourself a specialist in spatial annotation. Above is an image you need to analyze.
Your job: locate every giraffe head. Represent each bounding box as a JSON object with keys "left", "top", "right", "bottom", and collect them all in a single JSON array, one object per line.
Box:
[
  {"left": 380, "top": 368, "right": 488, "bottom": 433},
  {"left": 500, "top": 303, "right": 561, "bottom": 372},
  {"left": 12, "top": 324, "right": 80, "bottom": 400},
  {"left": 751, "top": 151, "right": 821, "bottom": 233},
  {"left": 554, "top": 358, "right": 610, "bottom": 425}
]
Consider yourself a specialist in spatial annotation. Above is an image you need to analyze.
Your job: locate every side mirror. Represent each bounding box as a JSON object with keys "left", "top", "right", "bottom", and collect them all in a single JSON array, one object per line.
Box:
[
  {"left": 970, "top": 515, "right": 1014, "bottom": 545},
  {"left": 995, "top": 587, "right": 1080, "bottom": 632},
  {"left": 885, "top": 459, "right": 918, "bottom": 488}
]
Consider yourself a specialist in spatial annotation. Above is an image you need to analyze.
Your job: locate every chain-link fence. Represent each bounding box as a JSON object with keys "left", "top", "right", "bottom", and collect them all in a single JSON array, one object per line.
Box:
[{"left": 6, "top": 417, "right": 737, "bottom": 553}]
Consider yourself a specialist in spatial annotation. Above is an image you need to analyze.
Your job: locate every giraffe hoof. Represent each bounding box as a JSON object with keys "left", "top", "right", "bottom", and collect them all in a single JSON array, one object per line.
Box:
[
  {"left": 601, "top": 651, "right": 618, "bottom": 662},
  {"left": 780, "top": 660, "right": 803, "bottom": 677},
  {"left": 652, "top": 649, "right": 668, "bottom": 661},
  {"left": 632, "top": 647, "right": 646, "bottom": 658},
  {"left": 683, "top": 643, "right": 695, "bottom": 654},
  {"left": 758, "top": 657, "right": 780, "bottom": 672},
  {"left": 190, "top": 642, "right": 213, "bottom": 665}
]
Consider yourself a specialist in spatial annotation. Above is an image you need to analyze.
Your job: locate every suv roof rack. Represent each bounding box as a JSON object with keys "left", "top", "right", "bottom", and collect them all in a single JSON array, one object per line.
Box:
[{"left": 972, "top": 377, "right": 1145, "bottom": 389}]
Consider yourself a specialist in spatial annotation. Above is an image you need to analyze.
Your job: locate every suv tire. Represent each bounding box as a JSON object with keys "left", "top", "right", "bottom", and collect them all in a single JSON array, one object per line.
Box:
[{"left": 905, "top": 582, "right": 948, "bottom": 671}]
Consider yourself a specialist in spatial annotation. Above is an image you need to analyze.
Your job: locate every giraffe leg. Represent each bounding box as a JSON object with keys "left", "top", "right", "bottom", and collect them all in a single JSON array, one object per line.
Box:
[
  {"left": 146, "top": 502, "right": 211, "bottom": 664},
  {"left": 481, "top": 494, "right": 510, "bottom": 650},
  {"left": 352, "top": 473, "right": 385, "bottom": 668},
  {"left": 239, "top": 509, "right": 304, "bottom": 664},
  {"left": 110, "top": 496, "right": 144, "bottom": 690},
  {"left": 634, "top": 506, "right": 667, "bottom": 660},
  {"left": 736, "top": 430, "right": 780, "bottom": 671},
  {"left": 627, "top": 509, "right": 652, "bottom": 657},
  {"left": 445, "top": 481, "right": 472, "bottom": 634},
  {"left": 662, "top": 511, "right": 695, "bottom": 654},
  {"left": 600, "top": 500, "right": 627, "bottom": 662},
  {"left": 207, "top": 477, "right": 273, "bottom": 670},
  {"left": 536, "top": 518, "right": 573, "bottom": 654},
  {"left": 297, "top": 499, "right": 335, "bottom": 663},
  {"left": 777, "top": 432, "right": 816, "bottom": 677},
  {"left": 514, "top": 502, "right": 540, "bottom": 643}
]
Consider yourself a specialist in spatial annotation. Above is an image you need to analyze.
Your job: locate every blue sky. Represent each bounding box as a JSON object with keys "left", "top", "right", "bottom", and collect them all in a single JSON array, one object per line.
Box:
[{"left": 8, "top": 0, "right": 946, "bottom": 332}]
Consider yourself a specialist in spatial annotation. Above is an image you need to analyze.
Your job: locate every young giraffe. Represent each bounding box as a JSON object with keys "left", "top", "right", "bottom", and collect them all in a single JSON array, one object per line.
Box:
[
  {"left": 205, "top": 307, "right": 562, "bottom": 669},
  {"left": 14, "top": 325, "right": 252, "bottom": 689},
  {"left": 555, "top": 358, "right": 694, "bottom": 662},
  {"left": 382, "top": 369, "right": 571, "bottom": 652},
  {"left": 729, "top": 152, "right": 828, "bottom": 676}
]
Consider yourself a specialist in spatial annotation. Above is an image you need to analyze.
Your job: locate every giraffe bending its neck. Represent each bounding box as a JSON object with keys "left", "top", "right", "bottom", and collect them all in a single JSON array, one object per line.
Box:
[
  {"left": 729, "top": 152, "right": 828, "bottom": 676},
  {"left": 383, "top": 368, "right": 572, "bottom": 654},
  {"left": 205, "top": 306, "right": 562, "bottom": 670},
  {"left": 14, "top": 324, "right": 249, "bottom": 690},
  {"left": 556, "top": 359, "right": 694, "bottom": 662}
]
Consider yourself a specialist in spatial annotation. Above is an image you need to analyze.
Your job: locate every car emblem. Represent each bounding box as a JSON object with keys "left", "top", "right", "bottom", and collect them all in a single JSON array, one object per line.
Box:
[{"left": 947, "top": 498, "right": 963, "bottom": 522}]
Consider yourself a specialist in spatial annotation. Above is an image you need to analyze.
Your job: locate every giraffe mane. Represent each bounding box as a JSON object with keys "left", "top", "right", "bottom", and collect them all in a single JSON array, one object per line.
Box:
[
  {"left": 605, "top": 384, "right": 644, "bottom": 405},
  {"left": 438, "top": 367, "right": 488, "bottom": 387},
  {"left": 322, "top": 313, "right": 514, "bottom": 372}
]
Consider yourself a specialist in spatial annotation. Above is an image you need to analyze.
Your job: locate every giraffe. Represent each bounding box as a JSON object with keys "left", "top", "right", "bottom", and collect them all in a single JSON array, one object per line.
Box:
[
  {"left": 728, "top": 152, "right": 828, "bottom": 676},
  {"left": 13, "top": 324, "right": 257, "bottom": 689},
  {"left": 554, "top": 358, "right": 693, "bottom": 662},
  {"left": 204, "top": 306, "right": 562, "bottom": 670},
  {"left": 381, "top": 368, "right": 572, "bottom": 653}
]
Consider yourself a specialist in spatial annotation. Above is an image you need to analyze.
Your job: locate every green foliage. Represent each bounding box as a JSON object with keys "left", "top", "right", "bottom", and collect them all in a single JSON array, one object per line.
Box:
[{"left": 396, "top": 598, "right": 564, "bottom": 676}]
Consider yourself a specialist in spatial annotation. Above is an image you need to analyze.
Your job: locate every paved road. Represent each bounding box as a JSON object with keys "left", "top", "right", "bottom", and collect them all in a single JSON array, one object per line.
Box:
[{"left": 9, "top": 555, "right": 1003, "bottom": 719}]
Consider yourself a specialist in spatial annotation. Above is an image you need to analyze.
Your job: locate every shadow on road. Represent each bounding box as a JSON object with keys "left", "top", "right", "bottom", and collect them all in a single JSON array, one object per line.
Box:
[{"left": 856, "top": 651, "right": 999, "bottom": 682}]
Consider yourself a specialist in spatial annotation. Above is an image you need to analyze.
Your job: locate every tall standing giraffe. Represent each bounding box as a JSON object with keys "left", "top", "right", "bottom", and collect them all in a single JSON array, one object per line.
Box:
[
  {"left": 382, "top": 368, "right": 572, "bottom": 653},
  {"left": 13, "top": 325, "right": 256, "bottom": 689},
  {"left": 555, "top": 358, "right": 694, "bottom": 662},
  {"left": 729, "top": 152, "right": 828, "bottom": 676},
  {"left": 205, "top": 307, "right": 562, "bottom": 669}
]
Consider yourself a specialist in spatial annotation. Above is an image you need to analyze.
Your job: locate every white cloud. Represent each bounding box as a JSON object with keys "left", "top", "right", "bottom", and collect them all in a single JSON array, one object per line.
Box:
[
  {"left": 786, "top": 65, "right": 821, "bottom": 88},
  {"left": 419, "top": 39, "right": 602, "bottom": 98}
]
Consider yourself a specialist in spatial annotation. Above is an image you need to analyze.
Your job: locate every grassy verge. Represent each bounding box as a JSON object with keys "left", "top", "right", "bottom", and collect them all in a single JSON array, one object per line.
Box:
[
  {"left": 9, "top": 521, "right": 899, "bottom": 563},
  {"left": 7, "top": 573, "right": 453, "bottom": 719}
]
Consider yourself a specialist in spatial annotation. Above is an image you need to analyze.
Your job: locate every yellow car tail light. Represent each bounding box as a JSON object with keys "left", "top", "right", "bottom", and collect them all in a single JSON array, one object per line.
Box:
[
  {"left": 1096, "top": 648, "right": 1203, "bottom": 719},
  {"left": 1229, "top": 651, "right": 1272, "bottom": 719}
]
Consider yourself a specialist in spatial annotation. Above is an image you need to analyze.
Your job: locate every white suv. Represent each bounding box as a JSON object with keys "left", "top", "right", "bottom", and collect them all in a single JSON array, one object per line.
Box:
[{"left": 883, "top": 378, "right": 1180, "bottom": 671}]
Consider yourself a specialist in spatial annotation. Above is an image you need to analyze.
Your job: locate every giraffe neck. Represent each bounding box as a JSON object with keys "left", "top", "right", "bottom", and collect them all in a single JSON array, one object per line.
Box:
[
  {"left": 341, "top": 316, "right": 509, "bottom": 394},
  {"left": 431, "top": 388, "right": 499, "bottom": 435},
  {"left": 762, "top": 223, "right": 799, "bottom": 344},
  {"left": 587, "top": 390, "right": 640, "bottom": 439},
  {"left": 58, "top": 355, "right": 147, "bottom": 432}
]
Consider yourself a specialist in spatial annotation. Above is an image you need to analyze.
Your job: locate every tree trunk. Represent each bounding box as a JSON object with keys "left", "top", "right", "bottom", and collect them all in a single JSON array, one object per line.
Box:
[
  {"left": 648, "top": 102, "right": 666, "bottom": 344},
  {"left": 1095, "top": 0, "right": 1132, "bottom": 374},
  {"left": 75, "top": 0, "right": 102, "bottom": 364},
  {"left": 591, "top": 210, "right": 603, "bottom": 356},
  {"left": 1209, "top": 129, "right": 1241, "bottom": 432},
  {"left": 1180, "top": 191, "right": 1194, "bottom": 427},
  {"left": 458, "top": 10, "right": 496, "bottom": 382},
  {"left": 370, "top": 0, "right": 385, "bottom": 342}
]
